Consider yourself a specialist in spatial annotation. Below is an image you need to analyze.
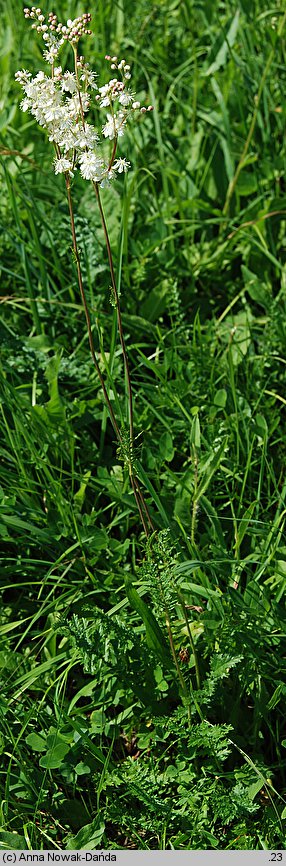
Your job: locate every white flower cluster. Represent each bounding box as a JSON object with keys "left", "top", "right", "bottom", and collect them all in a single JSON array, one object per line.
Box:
[{"left": 16, "top": 7, "right": 154, "bottom": 187}]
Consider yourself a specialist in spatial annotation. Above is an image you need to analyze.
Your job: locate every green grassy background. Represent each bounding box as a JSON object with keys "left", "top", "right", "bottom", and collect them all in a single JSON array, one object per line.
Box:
[{"left": 1, "top": 0, "right": 286, "bottom": 850}]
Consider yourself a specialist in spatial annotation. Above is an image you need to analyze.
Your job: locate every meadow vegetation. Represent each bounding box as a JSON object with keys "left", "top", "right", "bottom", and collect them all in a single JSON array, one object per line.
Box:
[{"left": 1, "top": 0, "right": 286, "bottom": 850}]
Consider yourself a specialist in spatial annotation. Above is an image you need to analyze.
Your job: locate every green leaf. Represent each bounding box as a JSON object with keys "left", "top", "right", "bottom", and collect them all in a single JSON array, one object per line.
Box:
[
  {"left": 74, "top": 762, "right": 91, "bottom": 775},
  {"left": 141, "top": 279, "right": 170, "bottom": 322},
  {"left": 39, "top": 742, "right": 70, "bottom": 769},
  {"left": 213, "top": 389, "right": 227, "bottom": 408},
  {"left": 236, "top": 501, "right": 257, "bottom": 550},
  {"left": 25, "top": 334, "right": 53, "bottom": 353},
  {"left": 196, "top": 438, "right": 227, "bottom": 500},
  {"left": 236, "top": 172, "right": 258, "bottom": 196},
  {"left": 200, "top": 495, "right": 228, "bottom": 550},
  {"left": 247, "top": 779, "right": 265, "bottom": 802},
  {"left": 33, "top": 353, "right": 66, "bottom": 427},
  {"left": 159, "top": 431, "right": 174, "bottom": 462},
  {"left": 267, "top": 684, "right": 286, "bottom": 711},
  {"left": 205, "top": 10, "right": 240, "bottom": 76},
  {"left": 0, "top": 832, "right": 26, "bottom": 850},
  {"left": 190, "top": 414, "right": 201, "bottom": 449},
  {"left": 25, "top": 732, "right": 46, "bottom": 751},
  {"left": 66, "top": 816, "right": 105, "bottom": 850},
  {"left": 242, "top": 265, "right": 271, "bottom": 310},
  {"left": 136, "top": 460, "right": 169, "bottom": 526},
  {"left": 124, "top": 577, "right": 172, "bottom": 668},
  {"left": 73, "top": 470, "right": 91, "bottom": 511}
]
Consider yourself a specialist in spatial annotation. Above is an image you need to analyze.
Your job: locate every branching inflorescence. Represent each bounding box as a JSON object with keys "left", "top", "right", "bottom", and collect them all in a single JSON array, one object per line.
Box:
[{"left": 16, "top": 6, "right": 153, "bottom": 185}]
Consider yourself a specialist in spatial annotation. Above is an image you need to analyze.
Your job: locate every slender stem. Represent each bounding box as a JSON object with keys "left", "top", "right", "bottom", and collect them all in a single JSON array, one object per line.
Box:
[
  {"left": 93, "top": 180, "right": 154, "bottom": 535},
  {"left": 134, "top": 477, "right": 155, "bottom": 532},
  {"left": 130, "top": 475, "right": 149, "bottom": 536},
  {"left": 108, "top": 135, "right": 118, "bottom": 171},
  {"left": 93, "top": 181, "right": 134, "bottom": 445},
  {"left": 64, "top": 174, "right": 121, "bottom": 443}
]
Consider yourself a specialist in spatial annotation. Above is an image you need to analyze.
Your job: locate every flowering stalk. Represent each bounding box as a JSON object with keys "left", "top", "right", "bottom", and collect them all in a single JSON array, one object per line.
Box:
[
  {"left": 16, "top": 5, "right": 154, "bottom": 535},
  {"left": 15, "top": 7, "right": 195, "bottom": 714}
]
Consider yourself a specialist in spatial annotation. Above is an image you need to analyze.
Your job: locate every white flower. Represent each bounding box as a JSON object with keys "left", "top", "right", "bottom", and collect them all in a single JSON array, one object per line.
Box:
[
  {"left": 68, "top": 94, "right": 90, "bottom": 116},
  {"left": 80, "top": 68, "right": 98, "bottom": 89},
  {"left": 102, "top": 111, "right": 126, "bottom": 140},
  {"left": 44, "top": 104, "right": 65, "bottom": 123},
  {"left": 99, "top": 170, "right": 114, "bottom": 188},
  {"left": 113, "top": 158, "right": 130, "bottom": 174},
  {"left": 79, "top": 151, "right": 105, "bottom": 181},
  {"left": 61, "top": 72, "right": 77, "bottom": 93},
  {"left": 102, "top": 113, "right": 115, "bottom": 139},
  {"left": 43, "top": 46, "right": 60, "bottom": 63},
  {"left": 54, "top": 157, "right": 74, "bottom": 175},
  {"left": 72, "top": 123, "right": 99, "bottom": 149},
  {"left": 118, "top": 90, "right": 133, "bottom": 106},
  {"left": 98, "top": 84, "right": 111, "bottom": 107},
  {"left": 20, "top": 98, "right": 31, "bottom": 112},
  {"left": 15, "top": 70, "right": 31, "bottom": 84}
]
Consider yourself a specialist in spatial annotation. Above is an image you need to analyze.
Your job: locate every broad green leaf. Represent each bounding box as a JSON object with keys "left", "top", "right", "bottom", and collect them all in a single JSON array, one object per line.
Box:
[
  {"left": 236, "top": 172, "right": 258, "bottom": 196},
  {"left": 141, "top": 279, "right": 170, "bottom": 322},
  {"left": 124, "top": 577, "right": 172, "bottom": 668},
  {"left": 213, "top": 389, "right": 227, "bottom": 408},
  {"left": 33, "top": 354, "right": 66, "bottom": 426},
  {"left": 159, "top": 431, "right": 174, "bottom": 462},
  {"left": 74, "top": 762, "right": 91, "bottom": 775},
  {"left": 247, "top": 779, "right": 265, "bottom": 802},
  {"left": 25, "top": 334, "right": 53, "bottom": 353},
  {"left": 39, "top": 742, "right": 70, "bottom": 769},
  {"left": 190, "top": 414, "right": 201, "bottom": 450},
  {"left": 25, "top": 732, "right": 46, "bottom": 751},
  {"left": 0, "top": 832, "right": 26, "bottom": 850},
  {"left": 66, "top": 816, "right": 105, "bottom": 850},
  {"left": 242, "top": 265, "right": 271, "bottom": 310}
]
